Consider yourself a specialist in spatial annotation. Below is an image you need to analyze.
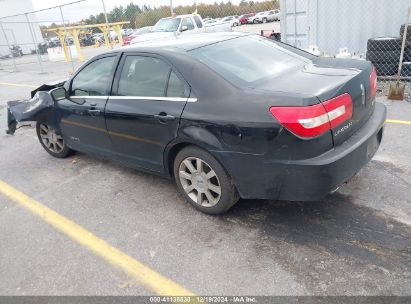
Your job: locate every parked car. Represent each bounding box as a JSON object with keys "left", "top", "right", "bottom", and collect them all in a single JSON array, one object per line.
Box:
[
  {"left": 7, "top": 33, "right": 386, "bottom": 215},
  {"left": 123, "top": 27, "right": 152, "bottom": 45},
  {"left": 265, "top": 10, "right": 281, "bottom": 22},
  {"left": 130, "top": 14, "right": 231, "bottom": 44},
  {"left": 239, "top": 13, "right": 255, "bottom": 24},
  {"left": 0, "top": 52, "right": 11, "bottom": 59},
  {"left": 122, "top": 28, "right": 134, "bottom": 36},
  {"left": 37, "top": 42, "right": 48, "bottom": 55},
  {"left": 249, "top": 11, "right": 276, "bottom": 23},
  {"left": 92, "top": 33, "right": 104, "bottom": 40},
  {"left": 9, "top": 45, "right": 23, "bottom": 57},
  {"left": 80, "top": 35, "right": 96, "bottom": 47},
  {"left": 204, "top": 19, "right": 219, "bottom": 26},
  {"left": 223, "top": 16, "right": 240, "bottom": 27},
  {"left": 248, "top": 12, "right": 262, "bottom": 23},
  {"left": 272, "top": 9, "right": 281, "bottom": 21}
]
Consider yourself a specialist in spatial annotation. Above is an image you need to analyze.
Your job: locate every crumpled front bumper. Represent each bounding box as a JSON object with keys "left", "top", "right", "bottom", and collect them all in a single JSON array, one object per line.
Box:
[{"left": 6, "top": 91, "right": 55, "bottom": 135}]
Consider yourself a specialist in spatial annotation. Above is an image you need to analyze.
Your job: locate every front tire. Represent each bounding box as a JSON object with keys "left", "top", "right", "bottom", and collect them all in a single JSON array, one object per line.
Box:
[
  {"left": 174, "top": 146, "right": 239, "bottom": 215},
  {"left": 36, "top": 123, "right": 73, "bottom": 158}
]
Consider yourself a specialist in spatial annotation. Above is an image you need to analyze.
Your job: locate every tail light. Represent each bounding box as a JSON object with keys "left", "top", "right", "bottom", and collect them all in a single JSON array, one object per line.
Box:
[
  {"left": 370, "top": 67, "right": 377, "bottom": 98},
  {"left": 269, "top": 93, "right": 353, "bottom": 139}
]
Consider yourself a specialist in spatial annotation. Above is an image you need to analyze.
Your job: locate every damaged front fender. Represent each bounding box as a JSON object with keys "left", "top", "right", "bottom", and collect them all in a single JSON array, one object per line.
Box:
[{"left": 6, "top": 91, "right": 58, "bottom": 135}]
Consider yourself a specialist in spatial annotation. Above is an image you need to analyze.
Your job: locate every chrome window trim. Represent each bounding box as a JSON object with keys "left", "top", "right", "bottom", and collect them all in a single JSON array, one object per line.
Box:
[
  {"left": 70, "top": 96, "right": 109, "bottom": 99},
  {"left": 70, "top": 96, "right": 197, "bottom": 102}
]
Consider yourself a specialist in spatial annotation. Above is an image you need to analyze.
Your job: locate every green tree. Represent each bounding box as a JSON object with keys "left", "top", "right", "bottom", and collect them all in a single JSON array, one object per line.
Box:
[{"left": 124, "top": 3, "right": 142, "bottom": 28}]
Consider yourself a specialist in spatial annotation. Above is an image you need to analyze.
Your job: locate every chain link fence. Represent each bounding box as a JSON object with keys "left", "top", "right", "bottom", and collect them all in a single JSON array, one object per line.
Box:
[
  {"left": 280, "top": 0, "right": 411, "bottom": 97},
  {"left": 0, "top": 0, "right": 410, "bottom": 98},
  {"left": 0, "top": 0, "right": 280, "bottom": 74}
]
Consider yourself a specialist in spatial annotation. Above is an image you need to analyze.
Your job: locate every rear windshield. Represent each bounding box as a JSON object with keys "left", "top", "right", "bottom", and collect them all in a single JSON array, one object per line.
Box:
[{"left": 190, "top": 35, "right": 311, "bottom": 87}]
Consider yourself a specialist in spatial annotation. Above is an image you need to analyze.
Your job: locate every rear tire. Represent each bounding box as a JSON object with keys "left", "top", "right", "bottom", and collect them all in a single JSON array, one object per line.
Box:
[
  {"left": 367, "top": 37, "right": 402, "bottom": 51},
  {"left": 373, "top": 62, "right": 398, "bottom": 76},
  {"left": 401, "top": 62, "right": 411, "bottom": 77},
  {"left": 366, "top": 50, "right": 401, "bottom": 64},
  {"left": 400, "top": 24, "right": 411, "bottom": 41},
  {"left": 36, "top": 122, "right": 73, "bottom": 158},
  {"left": 404, "top": 47, "right": 411, "bottom": 62},
  {"left": 173, "top": 146, "right": 239, "bottom": 215}
]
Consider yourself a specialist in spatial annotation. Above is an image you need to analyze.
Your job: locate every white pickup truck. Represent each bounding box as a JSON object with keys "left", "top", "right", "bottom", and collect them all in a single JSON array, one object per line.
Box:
[{"left": 130, "top": 14, "right": 231, "bottom": 44}]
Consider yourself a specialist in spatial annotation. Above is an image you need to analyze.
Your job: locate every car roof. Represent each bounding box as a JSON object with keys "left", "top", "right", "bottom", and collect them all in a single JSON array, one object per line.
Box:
[{"left": 117, "top": 32, "right": 251, "bottom": 53}]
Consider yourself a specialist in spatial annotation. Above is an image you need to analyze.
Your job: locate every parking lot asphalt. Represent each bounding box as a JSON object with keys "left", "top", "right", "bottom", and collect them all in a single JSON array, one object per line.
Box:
[{"left": 0, "top": 48, "right": 411, "bottom": 296}]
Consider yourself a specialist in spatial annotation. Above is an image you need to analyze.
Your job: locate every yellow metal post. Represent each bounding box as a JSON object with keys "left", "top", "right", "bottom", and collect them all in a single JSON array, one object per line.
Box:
[
  {"left": 69, "top": 28, "right": 84, "bottom": 62},
  {"left": 98, "top": 26, "right": 111, "bottom": 49},
  {"left": 111, "top": 24, "right": 124, "bottom": 46},
  {"left": 47, "top": 22, "right": 129, "bottom": 52},
  {"left": 54, "top": 30, "right": 71, "bottom": 62}
]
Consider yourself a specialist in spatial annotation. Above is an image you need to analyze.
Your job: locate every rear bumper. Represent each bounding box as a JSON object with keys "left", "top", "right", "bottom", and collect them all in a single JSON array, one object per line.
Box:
[{"left": 215, "top": 102, "right": 387, "bottom": 201}]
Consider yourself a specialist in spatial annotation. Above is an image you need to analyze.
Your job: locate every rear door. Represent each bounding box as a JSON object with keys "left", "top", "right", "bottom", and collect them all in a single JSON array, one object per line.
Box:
[{"left": 105, "top": 53, "right": 191, "bottom": 173}]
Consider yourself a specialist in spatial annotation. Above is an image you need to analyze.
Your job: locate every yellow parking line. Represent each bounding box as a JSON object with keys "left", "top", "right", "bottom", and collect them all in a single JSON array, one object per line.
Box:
[
  {"left": 386, "top": 119, "right": 411, "bottom": 125},
  {"left": 0, "top": 82, "right": 37, "bottom": 88},
  {"left": 0, "top": 180, "right": 194, "bottom": 296}
]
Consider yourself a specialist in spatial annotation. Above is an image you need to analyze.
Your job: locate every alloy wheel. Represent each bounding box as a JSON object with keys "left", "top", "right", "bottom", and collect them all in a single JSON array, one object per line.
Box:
[
  {"left": 178, "top": 157, "right": 222, "bottom": 207},
  {"left": 39, "top": 124, "right": 65, "bottom": 154}
]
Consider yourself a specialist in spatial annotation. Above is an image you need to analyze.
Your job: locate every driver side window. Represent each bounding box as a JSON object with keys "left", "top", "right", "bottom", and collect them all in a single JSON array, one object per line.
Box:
[
  {"left": 71, "top": 56, "right": 116, "bottom": 96},
  {"left": 181, "top": 17, "right": 195, "bottom": 31}
]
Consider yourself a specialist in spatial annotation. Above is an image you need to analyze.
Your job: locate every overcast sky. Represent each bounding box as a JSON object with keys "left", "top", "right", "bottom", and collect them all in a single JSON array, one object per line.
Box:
[{"left": 31, "top": 0, "right": 241, "bottom": 24}]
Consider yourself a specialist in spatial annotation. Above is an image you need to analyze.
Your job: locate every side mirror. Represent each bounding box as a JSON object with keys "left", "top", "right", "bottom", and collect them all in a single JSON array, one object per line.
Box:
[
  {"left": 50, "top": 87, "right": 67, "bottom": 101},
  {"left": 180, "top": 25, "right": 188, "bottom": 32}
]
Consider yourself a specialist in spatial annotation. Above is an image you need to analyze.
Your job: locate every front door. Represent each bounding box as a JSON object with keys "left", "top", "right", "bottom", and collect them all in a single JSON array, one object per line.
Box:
[
  {"left": 57, "top": 55, "right": 118, "bottom": 155},
  {"left": 105, "top": 54, "right": 191, "bottom": 173}
]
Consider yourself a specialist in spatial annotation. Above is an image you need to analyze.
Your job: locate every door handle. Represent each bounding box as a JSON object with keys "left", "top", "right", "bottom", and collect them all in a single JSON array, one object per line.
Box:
[
  {"left": 154, "top": 113, "right": 175, "bottom": 122},
  {"left": 87, "top": 109, "right": 101, "bottom": 116}
]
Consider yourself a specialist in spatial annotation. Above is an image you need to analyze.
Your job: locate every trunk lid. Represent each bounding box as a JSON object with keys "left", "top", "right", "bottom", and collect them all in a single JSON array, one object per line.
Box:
[{"left": 255, "top": 58, "right": 375, "bottom": 145}]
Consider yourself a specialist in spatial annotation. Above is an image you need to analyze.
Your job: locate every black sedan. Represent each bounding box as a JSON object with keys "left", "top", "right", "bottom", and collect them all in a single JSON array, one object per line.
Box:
[{"left": 7, "top": 32, "right": 386, "bottom": 214}]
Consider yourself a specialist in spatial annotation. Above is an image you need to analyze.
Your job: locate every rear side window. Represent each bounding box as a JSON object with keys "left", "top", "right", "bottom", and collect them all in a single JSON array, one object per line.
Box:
[
  {"left": 190, "top": 36, "right": 309, "bottom": 86},
  {"left": 118, "top": 56, "right": 170, "bottom": 97},
  {"left": 193, "top": 16, "right": 203, "bottom": 28},
  {"left": 167, "top": 71, "right": 187, "bottom": 97},
  {"left": 181, "top": 17, "right": 195, "bottom": 30},
  {"left": 71, "top": 56, "right": 116, "bottom": 96}
]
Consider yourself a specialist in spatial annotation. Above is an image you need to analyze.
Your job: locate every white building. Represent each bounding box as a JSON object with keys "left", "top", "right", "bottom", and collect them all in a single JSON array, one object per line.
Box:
[
  {"left": 0, "top": 0, "right": 43, "bottom": 55},
  {"left": 280, "top": 0, "right": 411, "bottom": 56}
]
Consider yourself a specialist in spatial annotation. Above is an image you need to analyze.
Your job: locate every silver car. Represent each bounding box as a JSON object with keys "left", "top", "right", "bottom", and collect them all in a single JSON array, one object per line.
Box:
[{"left": 253, "top": 10, "right": 280, "bottom": 23}]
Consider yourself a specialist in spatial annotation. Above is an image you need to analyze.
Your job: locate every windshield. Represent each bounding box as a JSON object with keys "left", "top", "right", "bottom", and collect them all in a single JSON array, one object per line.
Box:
[
  {"left": 190, "top": 36, "right": 310, "bottom": 86},
  {"left": 152, "top": 18, "right": 181, "bottom": 32}
]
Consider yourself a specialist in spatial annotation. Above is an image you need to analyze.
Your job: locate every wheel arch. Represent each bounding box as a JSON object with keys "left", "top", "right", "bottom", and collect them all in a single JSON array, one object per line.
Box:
[{"left": 164, "top": 137, "right": 225, "bottom": 178}]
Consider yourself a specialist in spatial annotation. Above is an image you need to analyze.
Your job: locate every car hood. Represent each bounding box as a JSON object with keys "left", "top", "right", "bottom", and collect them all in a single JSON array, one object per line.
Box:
[{"left": 129, "top": 32, "right": 176, "bottom": 44}]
